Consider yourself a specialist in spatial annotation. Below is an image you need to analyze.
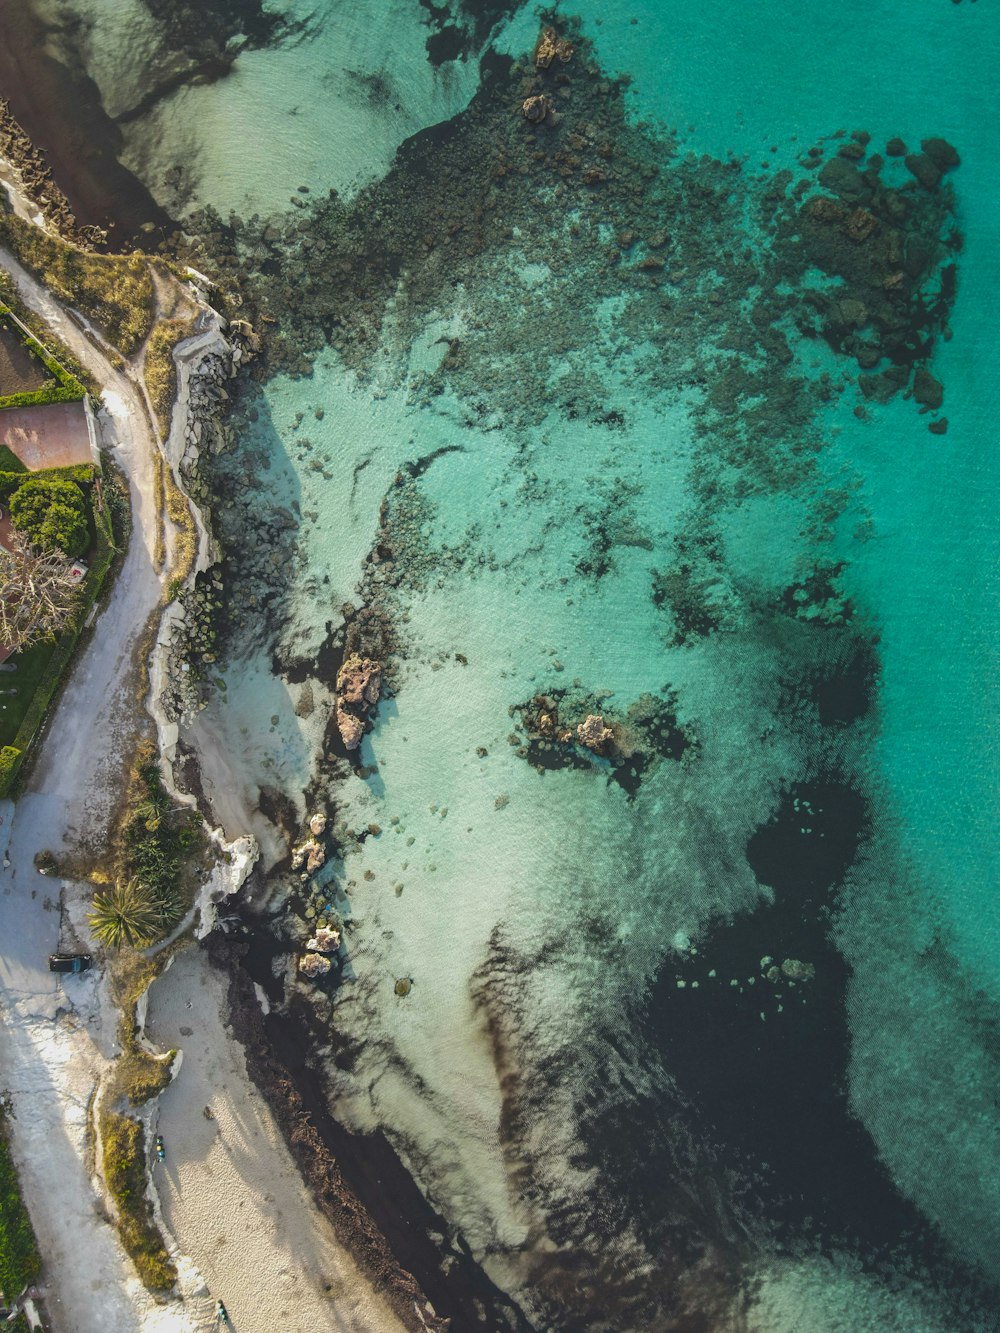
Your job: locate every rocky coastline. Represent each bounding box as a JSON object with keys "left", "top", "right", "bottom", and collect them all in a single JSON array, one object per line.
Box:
[{"left": 0, "top": 98, "right": 105, "bottom": 248}]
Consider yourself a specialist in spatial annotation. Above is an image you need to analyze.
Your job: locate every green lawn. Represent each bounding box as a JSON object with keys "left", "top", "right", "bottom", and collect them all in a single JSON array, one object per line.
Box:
[
  {"left": 0, "top": 639, "right": 56, "bottom": 749},
  {"left": 0, "top": 1114, "right": 41, "bottom": 1305},
  {"left": 0, "top": 447, "right": 26, "bottom": 474}
]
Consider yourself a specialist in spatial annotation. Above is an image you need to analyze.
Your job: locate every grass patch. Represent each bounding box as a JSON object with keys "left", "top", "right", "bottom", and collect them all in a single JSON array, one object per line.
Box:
[
  {"left": 163, "top": 462, "right": 197, "bottom": 585},
  {"left": 144, "top": 317, "right": 194, "bottom": 441},
  {"left": 0, "top": 638, "right": 56, "bottom": 748},
  {"left": 101, "top": 1112, "right": 175, "bottom": 1292},
  {"left": 0, "top": 214, "right": 154, "bottom": 359},
  {"left": 0, "top": 446, "right": 25, "bottom": 473},
  {"left": 0, "top": 1107, "right": 41, "bottom": 1302}
]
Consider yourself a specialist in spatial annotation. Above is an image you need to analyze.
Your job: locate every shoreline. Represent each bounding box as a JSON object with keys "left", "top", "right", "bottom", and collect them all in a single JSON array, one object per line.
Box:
[
  {"left": 0, "top": 3, "right": 174, "bottom": 246},
  {"left": 0, "top": 102, "right": 470, "bottom": 1323}
]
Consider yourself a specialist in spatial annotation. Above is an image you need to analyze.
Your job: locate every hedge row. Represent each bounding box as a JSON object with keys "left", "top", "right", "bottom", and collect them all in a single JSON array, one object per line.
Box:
[
  {"left": 0, "top": 384, "right": 84, "bottom": 412},
  {"left": 0, "top": 279, "right": 98, "bottom": 397},
  {"left": 0, "top": 304, "right": 87, "bottom": 406},
  {"left": 0, "top": 747, "right": 20, "bottom": 800},
  {"left": 0, "top": 464, "right": 93, "bottom": 502}
]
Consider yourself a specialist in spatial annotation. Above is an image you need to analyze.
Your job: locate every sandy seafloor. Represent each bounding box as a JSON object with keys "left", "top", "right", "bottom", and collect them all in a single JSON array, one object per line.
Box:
[{"left": 23, "top": 1, "right": 999, "bottom": 1329}]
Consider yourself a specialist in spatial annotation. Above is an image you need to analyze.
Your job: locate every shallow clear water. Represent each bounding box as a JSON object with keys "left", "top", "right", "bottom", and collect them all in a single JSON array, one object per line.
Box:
[{"left": 47, "top": 0, "right": 1000, "bottom": 1327}]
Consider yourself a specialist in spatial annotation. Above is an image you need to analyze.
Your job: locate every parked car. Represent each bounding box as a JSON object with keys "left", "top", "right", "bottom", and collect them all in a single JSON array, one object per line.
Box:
[{"left": 48, "top": 953, "right": 92, "bottom": 973}]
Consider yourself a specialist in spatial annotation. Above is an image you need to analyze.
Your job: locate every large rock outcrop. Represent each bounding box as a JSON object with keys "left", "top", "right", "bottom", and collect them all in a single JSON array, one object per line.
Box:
[{"left": 335, "top": 654, "right": 381, "bottom": 751}]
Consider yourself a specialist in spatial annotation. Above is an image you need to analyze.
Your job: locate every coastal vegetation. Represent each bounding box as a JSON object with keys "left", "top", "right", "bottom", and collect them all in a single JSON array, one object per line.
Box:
[
  {"left": 0, "top": 1105, "right": 41, "bottom": 1306},
  {"left": 0, "top": 211, "right": 154, "bottom": 359},
  {"left": 144, "top": 316, "right": 195, "bottom": 440},
  {"left": 98, "top": 950, "right": 176, "bottom": 1290},
  {"left": 101, "top": 1112, "right": 175, "bottom": 1292},
  {"left": 114, "top": 744, "right": 204, "bottom": 937}
]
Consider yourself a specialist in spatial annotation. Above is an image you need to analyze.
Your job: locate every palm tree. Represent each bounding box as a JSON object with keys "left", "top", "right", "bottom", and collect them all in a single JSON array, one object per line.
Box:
[{"left": 88, "top": 878, "right": 164, "bottom": 950}]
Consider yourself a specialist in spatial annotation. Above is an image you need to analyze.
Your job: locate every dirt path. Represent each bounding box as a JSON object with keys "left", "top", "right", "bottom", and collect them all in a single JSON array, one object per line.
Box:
[
  {"left": 0, "top": 249, "right": 405, "bottom": 1332},
  {"left": 0, "top": 248, "right": 198, "bottom": 1332}
]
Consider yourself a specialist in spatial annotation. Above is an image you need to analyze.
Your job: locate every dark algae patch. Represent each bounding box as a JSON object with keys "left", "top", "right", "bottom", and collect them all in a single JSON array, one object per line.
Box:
[{"left": 216, "top": 935, "right": 532, "bottom": 1333}]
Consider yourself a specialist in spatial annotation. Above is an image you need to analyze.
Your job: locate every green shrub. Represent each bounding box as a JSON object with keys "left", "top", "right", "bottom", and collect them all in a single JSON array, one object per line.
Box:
[
  {"left": 101, "top": 1113, "right": 176, "bottom": 1291},
  {"left": 9, "top": 477, "right": 89, "bottom": 557},
  {"left": 0, "top": 747, "right": 21, "bottom": 798},
  {"left": 0, "top": 385, "right": 83, "bottom": 411}
]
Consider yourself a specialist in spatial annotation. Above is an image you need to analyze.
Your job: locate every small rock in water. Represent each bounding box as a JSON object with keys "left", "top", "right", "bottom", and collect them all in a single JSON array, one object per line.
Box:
[{"left": 394, "top": 977, "right": 412, "bottom": 996}]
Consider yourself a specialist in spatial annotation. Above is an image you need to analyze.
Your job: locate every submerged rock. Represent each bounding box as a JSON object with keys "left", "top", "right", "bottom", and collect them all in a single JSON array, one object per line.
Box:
[
  {"left": 306, "top": 926, "right": 340, "bottom": 953},
  {"left": 921, "top": 136, "right": 960, "bottom": 169},
  {"left": 535, "top": 26, "right": 574, "bottom": 69},
  {"left": 299, "top": 952, "right": 332, "bottom": 978},
  {"left": 913, "top": 366, "right": 944, "bottom": 408},
  {"left": 309, "top": 812, "right": 327, "bottom": 836},
  {"left": 522, "top": 95, "right": 550, "bottom": 125}
]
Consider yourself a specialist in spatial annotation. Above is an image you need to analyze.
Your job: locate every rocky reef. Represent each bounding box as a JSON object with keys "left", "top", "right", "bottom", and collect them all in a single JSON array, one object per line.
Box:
[
  {"left": 512, "top": 683, "right": 693, "bottom": 797},
  {"left": 334, "top": 654, "right": 382, "bottom": 751}
]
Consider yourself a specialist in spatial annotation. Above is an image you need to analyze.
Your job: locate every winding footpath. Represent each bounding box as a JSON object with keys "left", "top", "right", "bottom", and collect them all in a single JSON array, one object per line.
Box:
[
  {"left": 0, "top": 245, "right": 196, "bottom": 1331},
  {"left": 0, "top": 250, "right": 405, "bottom": 1332}
]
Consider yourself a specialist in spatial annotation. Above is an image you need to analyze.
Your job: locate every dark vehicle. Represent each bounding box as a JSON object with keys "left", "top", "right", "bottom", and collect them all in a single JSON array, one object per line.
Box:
[
  {"left": 48, "top": 953, "right": 92, "bottom": 974},
  {"left": 154, "top": 1135, "right": 165, "bottom": 1162}
]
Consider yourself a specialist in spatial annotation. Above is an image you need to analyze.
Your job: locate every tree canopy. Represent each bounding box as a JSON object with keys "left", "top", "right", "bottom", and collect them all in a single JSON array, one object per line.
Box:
[{"left": 9, "top": 476, "right": 88, "bottom": 557}]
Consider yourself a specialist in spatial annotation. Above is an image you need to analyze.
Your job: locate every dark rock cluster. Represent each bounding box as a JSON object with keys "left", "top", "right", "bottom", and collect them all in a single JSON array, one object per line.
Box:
[
  {"left": 0, "top": 98, "right": 106, "bottom": 247},
  {"left": 512, "top": 684, "right": 693, "bottom": 797}
]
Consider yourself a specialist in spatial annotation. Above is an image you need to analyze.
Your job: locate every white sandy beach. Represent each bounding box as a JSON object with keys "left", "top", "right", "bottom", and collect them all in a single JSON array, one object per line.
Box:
[{"left": 146, "top": 948, "right": 404, "bottom": 1333}]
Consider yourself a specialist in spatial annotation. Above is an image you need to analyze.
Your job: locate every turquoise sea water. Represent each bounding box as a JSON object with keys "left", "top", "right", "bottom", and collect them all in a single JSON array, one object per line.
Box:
[{"left": 43, "top": 1, "right": 998, "bottom": 1328}]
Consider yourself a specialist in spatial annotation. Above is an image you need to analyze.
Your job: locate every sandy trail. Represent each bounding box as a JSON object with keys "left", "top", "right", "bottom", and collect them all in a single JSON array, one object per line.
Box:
[
  {"left": 0, "top": 246, "right": 403, "bottom": 1331},
  {"left": 146, "top": 949, "right": 405, "bottom": 1333},
  {"left": 0, "top": 243, "right": 200, "bottom": 1333}
]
